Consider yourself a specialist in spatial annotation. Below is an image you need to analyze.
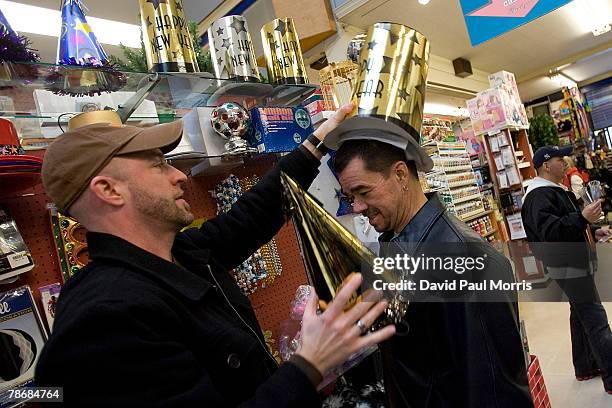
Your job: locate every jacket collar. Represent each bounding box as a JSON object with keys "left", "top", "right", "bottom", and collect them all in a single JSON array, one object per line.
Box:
[
  {"left": 524, "top": 176, "right": 567, "bottom": 199},
  {"left": 379, "top": 193, "right": 445, "bottom": 244},
  {"left": 86, "top": 232, "right": 211, "bottom": 301}
]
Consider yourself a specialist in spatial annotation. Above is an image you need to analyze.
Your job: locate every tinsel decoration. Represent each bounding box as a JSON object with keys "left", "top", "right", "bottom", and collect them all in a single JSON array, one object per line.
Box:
[
  {"left": 263, "top": 330, "right": 282, "bottom": 364},
  {"left": 213, "top": 174, "right": 282, "bottom": 296},
  {"left": 0, "top": 8, "right": 39, "bottom": 64},
  {"left": 0, "top": 8, "right": 39, "bottom": 81},
  {"left": 322, "top": 380, "right": 386, "bottom": 408},
  {"left": 46, "top": 0, "right": 125, "bottom": 96}
]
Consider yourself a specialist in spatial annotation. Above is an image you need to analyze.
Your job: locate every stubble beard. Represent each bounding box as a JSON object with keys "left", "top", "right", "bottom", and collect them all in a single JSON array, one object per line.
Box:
[{"left": 129, "top": 183, "right": 195, "bottom": 230}]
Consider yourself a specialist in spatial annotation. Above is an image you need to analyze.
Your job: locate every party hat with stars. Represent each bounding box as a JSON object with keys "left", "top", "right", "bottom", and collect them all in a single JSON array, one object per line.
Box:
[
  {"left": 47, "top": 0, "right": 125, "bottom": 96},
  {"left": 325, "top": 22, "right": 432, "bottom": 171},
  {"left": 57, "top": 0, "right": 108, "bottom": 66},
  {"left": 208, "top": 15, "right": 260, "bottom": 81},
  {"left": 138, "top": 0, "right": 199, "bottom": 73}
]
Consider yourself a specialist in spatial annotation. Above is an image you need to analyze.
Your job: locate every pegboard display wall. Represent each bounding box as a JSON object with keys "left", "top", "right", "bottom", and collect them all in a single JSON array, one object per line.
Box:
[{"left": 0, "top": 151, "right": 310, "bottom": 349}]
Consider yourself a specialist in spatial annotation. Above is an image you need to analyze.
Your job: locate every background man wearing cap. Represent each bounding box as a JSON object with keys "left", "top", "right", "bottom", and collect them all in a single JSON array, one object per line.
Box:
[
  {"left": 34, "top": 106, "right": 396, "bottom": 407},
  {"left": 522, "top": 145, "right": 612, "bottom": 394}
]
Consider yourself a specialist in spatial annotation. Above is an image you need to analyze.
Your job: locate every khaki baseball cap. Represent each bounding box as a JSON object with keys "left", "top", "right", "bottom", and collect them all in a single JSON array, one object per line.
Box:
[{"left": 42, "top": 121, "right": 183, "bottom": 214}]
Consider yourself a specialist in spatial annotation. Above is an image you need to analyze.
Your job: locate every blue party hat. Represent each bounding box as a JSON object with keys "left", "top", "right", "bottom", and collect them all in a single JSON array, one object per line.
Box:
[
  {"left": 57, "top": 0, "right": 108, "bottom": 66},
  {"left": 48, "top": 0, "right": 125, "bottom": 96}
]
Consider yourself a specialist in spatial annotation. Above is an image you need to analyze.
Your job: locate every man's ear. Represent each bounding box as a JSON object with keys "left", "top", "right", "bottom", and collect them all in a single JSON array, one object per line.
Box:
[
  {"left": 393, "top": 161, "right": 410, "bottom": 182},
  {"left": 89, "top": 175, "right": 126, "bottom": 208}
]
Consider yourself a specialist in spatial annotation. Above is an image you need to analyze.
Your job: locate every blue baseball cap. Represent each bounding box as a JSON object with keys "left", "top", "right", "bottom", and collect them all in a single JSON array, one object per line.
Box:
[{"left": 533, "top": 145, "right": 573, "bottom": 169}]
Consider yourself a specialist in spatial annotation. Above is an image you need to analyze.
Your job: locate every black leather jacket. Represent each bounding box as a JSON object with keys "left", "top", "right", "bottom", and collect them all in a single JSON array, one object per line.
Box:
[{"left": 378, "top": 194, "right": 533, "bottom": 408}]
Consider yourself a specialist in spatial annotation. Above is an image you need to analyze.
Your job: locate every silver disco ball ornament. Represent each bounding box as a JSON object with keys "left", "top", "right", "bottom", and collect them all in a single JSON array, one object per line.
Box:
[{"left": 211, "top": 102, "right": 256, "bottom": 156}]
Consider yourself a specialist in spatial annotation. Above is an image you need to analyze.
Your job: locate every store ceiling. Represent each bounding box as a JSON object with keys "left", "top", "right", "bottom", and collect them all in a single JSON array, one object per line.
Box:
[
  {"left": 7, "top": 0, "right": 612, "bottom": 103},
  {"left": 562, "top": 48, "right": 612, "bottom": 82},
  {"left": 338, "top": 0, "right": 612, "bottom": 100}
]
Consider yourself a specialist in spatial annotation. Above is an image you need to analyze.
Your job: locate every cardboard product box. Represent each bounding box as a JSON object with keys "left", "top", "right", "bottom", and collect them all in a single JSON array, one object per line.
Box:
[
  {"left": 180, "top": 108, "right": 244, "bottom": 176},
  {"left": 468, "top": 88, "right": 526, "bottom": 135},
  {"left": 247, "top": 106, "right": 314, "bottom": 153},
  {"left": 489, "top": 70, "right": 520, "bottom": 99},
  {"left": 519, "top": 104, "right": 529, "bottom": 128},
  {"left": 467, "top": 98, "right": 485, "bottom": 135},
  {"left": 498, "top": 86, "right": 525, "bottom": 128},
  {"left": 38, "top": 283, "right": 61, "bottom": 334},
  {"left": 0, "top": 286, "right": 47, "bottom": 408},
  {"left": 482, "top": 88, "right": 508, "bottom": 130},
  {"left": 488, "top": 71, "right": 529, "bottom": 128},
  {"left": 0, "top": 205, "right": 34, "bottom": 282}
]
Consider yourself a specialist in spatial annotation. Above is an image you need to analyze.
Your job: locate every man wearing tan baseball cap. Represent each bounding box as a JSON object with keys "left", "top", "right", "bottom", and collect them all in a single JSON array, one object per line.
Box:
[
  {"left": 35, "top": 111, "right": 395, "bottom": 407},
  {"left": 41, "top": 121, "right": 184, "bottom": 215}
]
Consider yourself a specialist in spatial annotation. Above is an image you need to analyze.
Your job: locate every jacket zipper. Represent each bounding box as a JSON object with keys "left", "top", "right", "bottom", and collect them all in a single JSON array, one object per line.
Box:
[{"left": 205, "top": 264, "right": 280, "bottom": 370}]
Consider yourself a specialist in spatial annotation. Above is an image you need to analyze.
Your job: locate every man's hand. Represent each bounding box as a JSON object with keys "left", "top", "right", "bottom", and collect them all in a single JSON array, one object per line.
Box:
[
  {"left": 313, "top": 102, "right": 355, "bottom": 142},
  {"left": 295, "top": 273, "right": 395, "bottom": 377},
  {"left": 582, "top": 199, "right": 602, "bottom": 224}
]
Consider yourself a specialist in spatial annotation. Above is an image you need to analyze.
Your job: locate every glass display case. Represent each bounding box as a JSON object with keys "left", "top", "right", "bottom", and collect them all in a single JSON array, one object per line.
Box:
[{"left": 0, "top": 61, "right": 317, "bottom": 134}]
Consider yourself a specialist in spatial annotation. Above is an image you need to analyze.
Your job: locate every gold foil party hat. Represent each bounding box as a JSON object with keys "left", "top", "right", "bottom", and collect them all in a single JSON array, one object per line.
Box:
[
  {"left": 325, "top": 22, "right": 433, "bottom": 171},
  {"left": 260, "top": 18, "right": 308, "bottom": 85}
]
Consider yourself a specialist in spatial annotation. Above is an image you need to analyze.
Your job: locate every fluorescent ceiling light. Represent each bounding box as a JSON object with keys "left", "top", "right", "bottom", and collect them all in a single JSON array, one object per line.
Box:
[
  {"left": 418, "top": 0, "right": 431, "bottom": 4},
  {"left": 548, "top": 72, "right": 577, "bottom": 89},
  {"left": 0, "top": 0, "right": 140, "bottom": 48},
  {"left": 592, "top": 24, "right": 611, "bottom": 36},
  {"left": 565, "top": 0, "right": 612, "bottom": 36}
]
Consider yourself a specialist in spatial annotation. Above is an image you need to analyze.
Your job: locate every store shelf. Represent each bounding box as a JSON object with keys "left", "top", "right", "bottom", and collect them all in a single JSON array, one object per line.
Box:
[
  {"left": 499, "top": 183, "right": 524, "bottom": 192},
  {"left": 458, "top": 207, "right": 487, "bottom": 221},
  {"left": 0, "top": 61, "right": 318, "bottom": 120},
  {"left": 453, "top": 193, "right": 482, "bottom": 205},
  {"left": 420, "top": 139, "right": 437, "bottom": 147},
  {"left": 428, "top": 187, "right": 449, "bottom": 193},
  {"left": 439, "top": 164, "right": 473, "bottom": 172},
  {"left": 448, "top": 178, "right": 478, "bottom": 189},
  {"left": 482, "top": 228, "right": 498, "bottom": 238},
  {"left": 461, "top": 209, "right": 493, "bottom": 222}
]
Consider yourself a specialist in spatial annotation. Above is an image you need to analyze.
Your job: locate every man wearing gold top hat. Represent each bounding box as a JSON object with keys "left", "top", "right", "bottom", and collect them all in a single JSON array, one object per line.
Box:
[{"left": 325, "top": 23, "right": 532, "bottom": 407}]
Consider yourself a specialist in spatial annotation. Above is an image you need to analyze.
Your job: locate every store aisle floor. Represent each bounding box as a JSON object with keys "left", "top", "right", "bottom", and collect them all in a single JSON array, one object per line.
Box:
[{"left": 522, "top": 301, "right": 612, "bottom": 407}]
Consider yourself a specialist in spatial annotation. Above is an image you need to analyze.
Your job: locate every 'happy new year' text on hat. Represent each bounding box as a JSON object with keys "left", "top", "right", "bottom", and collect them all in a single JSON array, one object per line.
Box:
[{"left": 324, "top": 22, "right": 433, "bottom": 171}]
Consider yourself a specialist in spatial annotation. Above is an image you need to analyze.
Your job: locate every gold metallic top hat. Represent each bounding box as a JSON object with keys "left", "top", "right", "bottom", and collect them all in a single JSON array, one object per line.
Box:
[
  {"left": 325, "top": 22, "right": 433, "bottom": 171},
  {"left": 261, "top": 18, "right": 308, "bottom": 85}
]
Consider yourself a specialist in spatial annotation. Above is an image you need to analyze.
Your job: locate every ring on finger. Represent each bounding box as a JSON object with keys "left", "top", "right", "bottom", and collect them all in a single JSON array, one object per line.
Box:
[{"left": 356, "top": 319, "right": 368, "bottom": 334}]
